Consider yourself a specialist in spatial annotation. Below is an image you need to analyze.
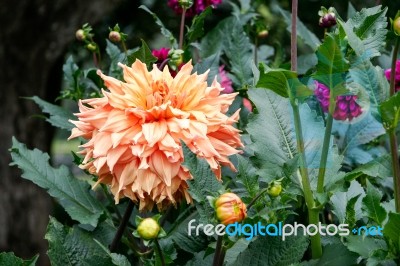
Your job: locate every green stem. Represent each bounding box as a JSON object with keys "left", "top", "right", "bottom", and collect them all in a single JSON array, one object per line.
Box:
[
  {"left": 109, "top": 201, "right": 135, "bottom": 252},
  {"left": 179, "top": 8, "right": 187, "bottom": 49},
  {"left": 388, "top": 37, "right": 400, "bottom": 212},
  {"left": 212, "top": 235, "right": 223, "bottom": 266},
  {"left": 316, "top": 111, "right": 334, "bottom": 193},
  {"left": 247, "top": 188, "right": 269, "bottom": 209},
  {"left": 154, "top": 239, "right": 166, "bottom": 266},
  {"left": 290, "top": 0, "right": 322, "bottom": 259}
]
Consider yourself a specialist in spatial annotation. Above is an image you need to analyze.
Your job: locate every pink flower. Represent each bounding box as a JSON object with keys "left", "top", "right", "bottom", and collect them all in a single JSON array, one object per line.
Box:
[
  {"left": 69, "top": 60, "right": 243, "bottom": 211},
  {"left": 219, "top": 65, "right": 233, "bottom": 94},
  {"left": 168, "top": 0, "right": 222, "bottom": 17},
  {"left": 152, "top": 47, "right": 170, "bottom": 65},
  {"left": 242, "top": 98, "right": 253, "bottom": 112},
  {"left": 314, "top": 81, "right": 362, "bottom": 121},
  {"left": 384, "top": 60, "right": 400, "bottom": 92}
]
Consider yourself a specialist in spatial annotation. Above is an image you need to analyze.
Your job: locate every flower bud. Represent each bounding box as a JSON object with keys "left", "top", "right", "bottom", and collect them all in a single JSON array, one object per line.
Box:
[
  {"left": 109, "top": 31, "right": 121, "bottom": 43},
  {"left": 394, "top": 17, "right": 400, "bottom": 36},
  {"left": 75, "top": 29, "right": 86, "bottom": 41},
  {"left": 267, "top": 181, "right": 282, "bottom": 197},
  {"left": 86, "top": 43, "right": 97, "bottom": 52},
  {"left": 168, "top": 49, "right": 184, "bottom": 70},
  {"left": 178, "top": 0, "right": 193, "bottom": 9},
  {"left": 137, "top": 218, "right": 160, "bottom": 240},
  {"left": 258, "top": 30, "right": 269, "bottom": 39},
  {"left": 318, "top": 7, "right": 337, "bottom": 28},
  {"left": 215, "top": 192, "right": 247, "bottom": 225}
]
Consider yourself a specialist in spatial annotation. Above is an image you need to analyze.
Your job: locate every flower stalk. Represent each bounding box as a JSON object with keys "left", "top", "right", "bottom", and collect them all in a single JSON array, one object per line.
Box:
[
  {"left": 290, "top": 0, "right": 322, "bottom": 258},
  {"left": 179, "top": 7, "right": 187, "bottom": 49},
  {"left": 109, "top": 200, "right": 135, "bottom": 252},
  {"left": 212, "top": 235, "right": 224, "bottom": 266},
  {"left": 388, "top": 37, "right": 400, "bottom": 212},
  {"left": 154, "top": 238, "right": 166, "bottom": 266}
]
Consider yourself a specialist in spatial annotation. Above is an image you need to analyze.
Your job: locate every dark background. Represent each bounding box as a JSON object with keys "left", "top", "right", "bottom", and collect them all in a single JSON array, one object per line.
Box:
[{"left": 0, "top": 0, "right": 398, "bottom": 265}]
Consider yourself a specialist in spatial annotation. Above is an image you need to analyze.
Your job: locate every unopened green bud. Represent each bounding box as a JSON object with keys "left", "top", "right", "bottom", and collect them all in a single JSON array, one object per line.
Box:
[
  {"left": 267, "top": 180, "right": 282, "bottom": 197},
  {"left": 394, "top": 16, "right": 400, "bottom": 36},
  {"left": 75, "top": 29, "right": 86, "bottom": 41},
  {"left": 178, "top": 0, "right": 193, "bottom": 9},
  {"left": 137, "top": 218, "right": 160, "bottom": 240},
  {"left": 109, "top": 31, "right": 121, "bottom": 43},
  {"left": 86, "top": 43, "right": 97, "bottom": 52}
]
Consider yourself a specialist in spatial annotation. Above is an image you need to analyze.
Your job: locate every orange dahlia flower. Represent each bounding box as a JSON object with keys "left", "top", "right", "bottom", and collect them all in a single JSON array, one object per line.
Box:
[{"left": 68, "top": 60, "right": 243, "bottom": 210}]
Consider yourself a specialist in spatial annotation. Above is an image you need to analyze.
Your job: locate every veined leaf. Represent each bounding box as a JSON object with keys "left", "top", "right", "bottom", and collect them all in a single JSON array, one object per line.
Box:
[
  {"left": 379, "top": 92, "right": 400, "bottom": 132},
  {"left": 346, "top": 235, "right": 387, "bottom": 258},
  {"left": 0, "top": 252, "right": 38, "bottom": 266},
  {"left": 105, "top": 40, "right": 124, "bottom": 79},
  {"left": 315, "top": 243, "right": 358, "bottom": 266},
  {"left": 383, "top": 212, "right": 400, "bottom": 251},
  {"left": 330, "top": 180, "right": 365, "bottom": 223},
  {"left": 139, "top": 5, "right": 177, "bottom": 47},
  {"left": 29, "top": 96, "right": 75, "bottom": 131},
  {"left": 362, "top": 181, "right": 387, "bottom": 225},
  {"left": 10, "top": 138, "right": 103, "bottom": 227},
  {"left": 193, "top": 53, "right": 220, "bottom": 86},
  {"left": 182, "top": 142, "right": 223, "bottom": 224},
  {"left": 313, "top": 33, "right": 349, "bottom": 93},
  {"left": 46, "top": 217, "right": 127, "bottom": 266},
  {"left": 345, "top": 194, "right": 360, "bottom": 228},
  {"left": 345, "top": 154, "right": 392, "bottom": 180},
  {"left": 231, "top": 234, "right": 308, "bottom": 266},
  {"left": 236, "top": 155, "right": 259, "bottom": 199}
]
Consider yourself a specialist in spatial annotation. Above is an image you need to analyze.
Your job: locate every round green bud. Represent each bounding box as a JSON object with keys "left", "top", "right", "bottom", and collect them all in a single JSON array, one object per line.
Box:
[
  {"left": 137, "top": 218, "right": 160, "bottom": 240},
  {"left": 267, "top": 181, "right": 282, "bottom": 197},
  {"left": 394, "top": 17, "right": 400, "bottom": 36}
]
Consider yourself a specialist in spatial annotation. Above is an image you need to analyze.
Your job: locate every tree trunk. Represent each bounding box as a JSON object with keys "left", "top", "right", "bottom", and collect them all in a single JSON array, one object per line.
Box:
[{"left": 0, "top": 0, "right": 121, "bottom": 264}]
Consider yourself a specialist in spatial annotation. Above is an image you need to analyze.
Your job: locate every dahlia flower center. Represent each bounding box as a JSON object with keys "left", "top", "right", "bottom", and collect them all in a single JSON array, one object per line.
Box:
[{"left": 151, "top": 80, "right": 170, "bottom": 104}]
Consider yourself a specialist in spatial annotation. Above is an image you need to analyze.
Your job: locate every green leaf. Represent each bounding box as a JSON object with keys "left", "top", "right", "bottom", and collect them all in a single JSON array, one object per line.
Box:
[
  {"left": 63, "top": 55, "right": 81, "bottom": 93},
  {"left": 345, "top": 6, "right": 388, "bottom": 58},
  {"left": 383, "top": 212, "right": 400, "bottom": 251},
  {"left": 185, "top": 251, "right": 213, "bottom": 266},
  {"left": 187, "top": 6, "right": 212, "bottom": 43},
  {"left": 275, "top": 4, "right": 321, "bottom": 51},
  {"left": 346, "top": 235, "right": 387, "bottom": 258},
  {"left": 29, "top": 96, "right": 75, "bottom": 131},
  {"left": 45, "top": 217, "right": 126, "bottom": 266},
  {"left": 236, "top": 155, "right": 259, "bottom": 198},
  {"left": 169, "top": 211, "right": 208, "bottom": 253},
  {"left": 105, "top": 40, "right": 125, "bottom": 78},
  {"left": 182, "top": 142, "right": 223, "bottom": 223},
  {"left": 0, "top": 252, "right": 38, "bottom": 266},
  {"left": 256, "top": 64, "right": 312, "bottom": 99},
  {"left": 362, "top": 181, "right": 387, "bottom": 225},
  {"left": 345, "top": 154, "right": 393, "bottom": 180},
  {"left": 330, "top": 180, "right": 365, "bottom": 223},
  {"left": 231, "top": 234, "right": 309, "bottom": 266},
  {"left": 224, "top": 238, "right": 251, "bottom": 265},
  {"left": 316, "top": 243, "right": 358, "bottom": 266},
  {"left": 313, "top": 33, "right": 349, "bottom": 92},
  {"left": 349, "top": 59, "right": 389, "bottom": 118},
  {"left": 379, "top": 92, "right": 400, "bottom": 132},
  {"left": 193, "top": 53, "right": 220, "bottom": 86},
  {"left": 127, "top": 39, "right": 157, "bottom": 66},
  {"left": 139, "top": 5, "right": 177, "bottom": 47},
  {"left": 345, "top": 194, "right": 360, "bottom": 228},
  {"left": 10, "top": 138, "right": 103, "bottom": 227}
]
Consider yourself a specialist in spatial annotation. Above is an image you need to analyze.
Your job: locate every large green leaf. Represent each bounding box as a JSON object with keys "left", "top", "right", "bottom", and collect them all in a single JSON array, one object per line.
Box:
[
  {"left": 247, "top": 89, "right": 325, "bottom": 183},
  {"left": 345, "top": 6, "right": 388, "bottom": 58},
  {"left": 187, "top": 6, "right": 212, "bottom": 43},
  {"left": 193, "top": 53, "right": 220, "bottom": 86},
  {"left": 45, "top": 217, "right": 128, "bottom": 266},
  {"left": 182, "top": 142, "right": 223, "bottom": 223},
  {"left": 330, "top": 180, "right": 365, "bottom": 223},
  {"left": 345, "top": 154, "right": 392, "bottom": 180},
  {"left": 231, "top": 234, "right": 309, "bottom": 266},
  {"left": 274, "top": 4, "right": 321, "bottom": 51},
  {"left": 184, "top": 251, "right": 213, "bottom": 266},
  {"left": 236, "top": 155, "right": 259, "bottom": 199},
  {"left": 127, "top": 39, "right": 157, "bottom": 66},
  {"left": 0, "top": 252, "right": 38, "bottom": 266},
  {"left": 346, "top": 235, "right": 387, "bottom": 258},
  {"left": 383, "top": 212, "right": 400, "bottom": 252},
  {"left": 379, "top": 92, "right": 400, "bottom": 132},
  {"left": 316, "top": 243, "right": 358, "bottom": 266},
  {"left": 29, "top": 96, "right": 75, "bottom": 131},
  {"left": 105, "top": 40, "right": 125, "bottom": 79},
  {"left": 139, "top": 5, "right": 177, "bottom": 47},
  {"left": 10, "top": 138, "right": 103, "bottom": 227},
  {"left": 313, "top": 33, "right": 349, "bottom": 93},
  {"left": 362, "top": 181, "right": 387, "bottom": 225}
]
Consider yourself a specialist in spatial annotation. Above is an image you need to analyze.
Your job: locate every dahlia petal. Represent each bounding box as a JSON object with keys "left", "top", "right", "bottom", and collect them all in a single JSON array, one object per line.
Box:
[
  {"left": 142, "top": 120, "right": 167, "bottom": 147},
  {"left": 93, "top": 133, "right": 112, "bottom": 157}
]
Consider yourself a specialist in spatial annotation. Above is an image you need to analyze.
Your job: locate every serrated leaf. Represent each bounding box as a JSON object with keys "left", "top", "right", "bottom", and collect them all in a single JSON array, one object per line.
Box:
[
  {"left": 316, "top": 243, "right": 358, "bottom": 266},
  {"left": 231, "top": 234, "right": 309, "bottom": 266},
  {"left": 0, "top": 252, "right": 38, "bottom": 266},
  {"left": 63, "top": 55, "right": 80, "bottom": 92},
  {"left": 193, "top": 53, "right": 220, "bottom": 86},
  {"left": 330, "top": 180, "right": 365, "bottom": 223},
  {"left": 362, "top": 181, "right": 387, "bottom": 225},
  {"left": 185, "top": 250, "right": 214, "bottom": 266},
  {"left": 345, "top": 194, "right": 360, "bottom": 228},
  {"left": 313, "top": 33, "right": 349, "bottom": 92},
  {"left": 29, "top": 96, "right": 75, "bottom": 131},
  {"left": 182, "top": 142, "right": 223, "bottom": 223},
  {"left": 379, "top": 92, "right": 400, "bottom": 132},
  {"left": 45, "top": 217, "right": 124, "bottom": 266},
  {"left": 139, "top": 5, "right": 177, "bottom": 47},
  {"left": 10, "top": 138, "right": 103, "bottom": 227},
  {"left": 127, "top": 39, "right": 157, "bottom": 66},
  {"left": 346, "top": 6, "right": 388, "bottom": 58},
  {"left": 105, "top": 40, "right": 124, "bottom": 78},
  {"left": 346, "top": 235, "right": 387, "bottom": 258},
  {"left": 275, "top": 4, "right": 321, "bottom": 51},
  {"left": 236, "top": 155, "right": 259, "bottom": 198},
  {"left": 187, "top": 6, "right": 212, "bottom": 43},
  {"left": 345, "top": 154, "right": 392, "bottom": 180},
  {"left": 224, "top": 238, "right": 251, "bottom": 265}
]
